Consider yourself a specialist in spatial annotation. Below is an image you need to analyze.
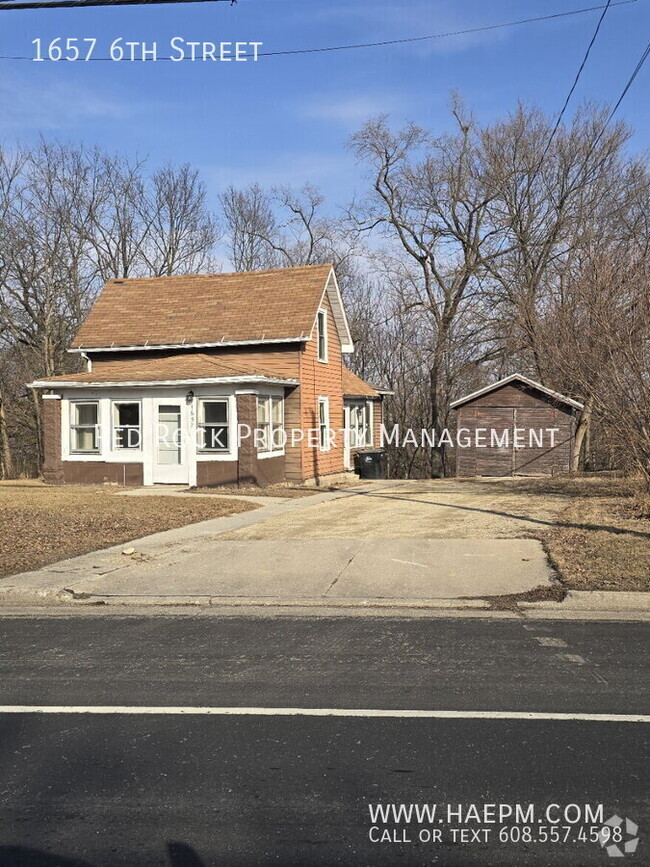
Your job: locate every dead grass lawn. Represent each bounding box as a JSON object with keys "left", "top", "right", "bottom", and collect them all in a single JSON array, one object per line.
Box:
[
  {"left": 491, "top": 476, "right": 650, "bottom": 591},
  {"left": 0, "top": 481, "right": 258, "bottom": 579}
]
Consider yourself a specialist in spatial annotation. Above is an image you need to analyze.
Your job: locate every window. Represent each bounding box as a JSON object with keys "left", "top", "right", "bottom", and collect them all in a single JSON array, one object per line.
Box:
[
  {"left": 199, "top": 400, "right": 229, "bottom": 451},
  {"left": 317, "top": 308, "right": 328, "bottom": 362},
  {"left": 70, "top": 402, "right": 99, "bottom": 453},
  {"left": 257, "top": 395, "right": 284, "bottom": 453},
  {"left": 318, "top": 397, "right": 330, "bottom": 451},
  {"left": 349, "top": 401, "right": 372, "bottom": 447},
  {"left": 112, "top": 402, "right": 141, "bottom": 450}
]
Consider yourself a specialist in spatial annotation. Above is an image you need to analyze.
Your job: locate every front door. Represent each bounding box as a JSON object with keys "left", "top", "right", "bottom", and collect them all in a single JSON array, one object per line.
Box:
[
  {"left": 343, "top": 405, "right": 352, "bottom": 470},
  {"left": 153, "top": 402, "right": 188, "bottom": 484}
]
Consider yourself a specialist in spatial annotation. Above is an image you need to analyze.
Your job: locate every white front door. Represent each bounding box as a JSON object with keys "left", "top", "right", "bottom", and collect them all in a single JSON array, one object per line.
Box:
[
  {"left": 153, "top": 401, "right": 188, "bottom": 484},
  {"left": 343, "top": 404, "right": 352, "bottom": 470}
]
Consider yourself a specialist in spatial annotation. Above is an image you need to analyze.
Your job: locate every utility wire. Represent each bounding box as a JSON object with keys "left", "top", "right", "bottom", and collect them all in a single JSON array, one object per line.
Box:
[
  {"left": 511, "top": 0, "right": 614, "bottom": 203},
  {"left": 539, "top": 0, "right": 613, "bottom": 163},
  {"left": 0, "top": 0, "right": 637, "bottom": 43},
  {"left": 584, "top": 37, "right": 650, "bottom": 160},
  {"left": 604, "top": 38, "right": 650, "bottom": 125},
  {"left": 0, "top": 0, "right": 235, "bottom": 7}
]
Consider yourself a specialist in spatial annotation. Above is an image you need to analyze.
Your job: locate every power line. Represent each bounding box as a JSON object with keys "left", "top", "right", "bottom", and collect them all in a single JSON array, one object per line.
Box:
[
  {"left": 0, "top": 0, "right": 637, "bottom": 53},
  {"left": 541, "top": 0, "right": 613, "bottom": 160},
  {"left": 585, "top": 37, "right": 650, "bottom": 159},
  {"left": 257, "top": 1, "right": 637, "bottom": 58},
  {"left": 0, "top": 0, "right": 235, "bottom": 8},
  {"left": 513, "top": 0, "right": 614, "bottom": 204},
  {"left": 604, "top": 38, "right": 650, "bottom": 125}
]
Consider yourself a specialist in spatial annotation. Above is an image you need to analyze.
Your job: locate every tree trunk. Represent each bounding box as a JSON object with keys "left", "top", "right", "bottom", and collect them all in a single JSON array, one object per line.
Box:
[
  {"left": 571, "top": 397, "right": 593, "bottom": 473},
  {"left": 0, "top": 388, "right": 15, "bottom": 479}
]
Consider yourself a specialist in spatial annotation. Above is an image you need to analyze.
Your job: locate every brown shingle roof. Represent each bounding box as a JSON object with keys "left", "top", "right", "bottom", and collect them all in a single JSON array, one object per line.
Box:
[
  {"left": 342, "top": 366, "right": 379, "bottom": 398},
  {"left": 35, "top": 354, "right": 297, "bottom": 385},
  {"left": 71, "top": 264, "right": 333, "bottom": 350}
]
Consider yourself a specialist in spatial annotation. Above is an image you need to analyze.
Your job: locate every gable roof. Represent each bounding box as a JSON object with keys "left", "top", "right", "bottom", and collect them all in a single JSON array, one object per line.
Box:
[
  {"left": 342, "top": 366, "right": 380, "bottom": 398},
  {"left": 32, "top": 353, "right": 299, "bottom": 389},
  {"left": 450, "top": 374, "right": 584, "bottom": 411},
  {"left": 70, "top": 263, "right": 353, "bottom": 353}
]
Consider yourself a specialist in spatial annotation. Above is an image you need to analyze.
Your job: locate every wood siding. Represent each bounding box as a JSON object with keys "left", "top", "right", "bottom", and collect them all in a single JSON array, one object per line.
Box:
[
  {"left": 196, "top": 461, "right": 238, "bottom": 487},
  {"left": 88, "top": 344, "right": 301, "bottom": 381},
  {"left": 283, "top": 385, "right": 302, "bottom": 482},
  {"left": 299, "top": 296, "right": 345, "bottom": 480},
  {"left": 373, "top": 398, "right": 384, "bottom": 448},
  {"left": 455, "top": 383, "right": 576, "bottom": 477},
  {"left": 62, "top": 461, "right": 144, "bottom": 486}
]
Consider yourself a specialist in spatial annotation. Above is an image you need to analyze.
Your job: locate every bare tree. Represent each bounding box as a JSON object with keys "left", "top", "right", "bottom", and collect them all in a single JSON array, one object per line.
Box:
[
  {"left": 349, "top": 108, "right": 500, "bottom": 475},
  {"left": 479, "top": 104, "right": 635, "bottom": 467},
  {"left": 220, "top": 184, "right": 279, "bottom": 271},
  {"left": 142, "top": 163, "right": 219, "bottom": 276},
  {"left": 220, "top": 182, "right": 355, "bottom": 275},
  {"left": 0, "top": 142, "right": 221, "bottom": 475}
]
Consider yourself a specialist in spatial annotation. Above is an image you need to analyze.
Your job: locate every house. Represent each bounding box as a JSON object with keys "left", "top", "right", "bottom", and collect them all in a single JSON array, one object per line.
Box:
[
  {"left": 31, "top": 264, "right": 387, "bottom": 488},
  {"left": 451, "top": 374, "right": 584, "bottom": 477}
]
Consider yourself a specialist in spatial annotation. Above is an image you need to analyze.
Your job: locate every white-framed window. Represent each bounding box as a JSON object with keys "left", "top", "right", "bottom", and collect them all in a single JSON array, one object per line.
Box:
[
  {"left": 257, "top": 394, "right": 284, "bottom": 453},
  {"left": 198, "top": 399, "right": 229, "bottom": 452},
  {"left": 317, "top": 308, "right": 328, "bottom": 362},
  {"left": 318, "top": 396, "right": 330, "bottom": 451},
  {"left": 349, "top": 401, "right": 373, "bottom": 447},
  {"left": 70, "top": 401, "right": 100, "bottom": 453},
  {"left": 112, "top": 401, "right": 141, "bottom": 450}
]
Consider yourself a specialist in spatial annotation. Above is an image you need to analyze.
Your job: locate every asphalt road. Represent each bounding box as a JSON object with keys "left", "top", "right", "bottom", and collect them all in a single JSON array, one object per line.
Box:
[{"left": 0, "top": 615, "right": 647, "bottom": 866}]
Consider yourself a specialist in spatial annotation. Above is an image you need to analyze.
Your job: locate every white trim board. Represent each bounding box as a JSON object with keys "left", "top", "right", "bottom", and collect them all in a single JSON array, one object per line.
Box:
[
  {"left": 309, "top": 267, "right": 354, "bottom": 354},
  {"left": 68, "top": 336, "right": 309, "bottom": 354},
  {"left": 0, "top": 706, "right": 646, "bottom": 722},
  {"left": 31, "top": 376, "right": 299, "bottom": 390}
]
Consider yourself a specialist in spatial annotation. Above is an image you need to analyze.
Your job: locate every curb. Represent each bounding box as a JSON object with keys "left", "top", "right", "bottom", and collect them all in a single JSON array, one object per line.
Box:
[
  {"left": 520, "top": 590, "right": 650, "bottom": 612},
  {"left": 0, "top": 589, "right": 648, "bottom": 621},
  {"left": 0, "top": 591, "right": 491, "bottom": 610}
]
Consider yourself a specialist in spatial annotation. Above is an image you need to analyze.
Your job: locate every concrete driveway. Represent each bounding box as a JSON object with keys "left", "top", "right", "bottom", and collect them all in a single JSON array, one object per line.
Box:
[
  {"left": 218, "top": 479, "right": 566, "bottom": 540},
  {"left": 2, "top": 480, "right": 558, "bottom": 607}
]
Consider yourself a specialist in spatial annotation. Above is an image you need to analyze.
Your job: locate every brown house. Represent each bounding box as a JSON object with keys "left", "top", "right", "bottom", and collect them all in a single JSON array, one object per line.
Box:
[
  {"left": 31, "top": 264, "right": 386, "bottom": 487},
  {"left": 451, "top": 374, "right": 584, "bottom": 477}
]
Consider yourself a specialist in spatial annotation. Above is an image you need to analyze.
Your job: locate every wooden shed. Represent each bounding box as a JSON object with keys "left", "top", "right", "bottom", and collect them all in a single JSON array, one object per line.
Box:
[{"left": 451, "top": 374, "right": 584, "bottom": 477}]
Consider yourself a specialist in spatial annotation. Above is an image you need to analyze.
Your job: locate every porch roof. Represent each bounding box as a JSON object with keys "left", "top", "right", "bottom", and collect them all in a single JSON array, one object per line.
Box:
[
  {"left": 342, "top": 366, "right": 380, "bottom": 399},
  {"left": 31, "top": 353, "right": 299, "bottom": 389}
]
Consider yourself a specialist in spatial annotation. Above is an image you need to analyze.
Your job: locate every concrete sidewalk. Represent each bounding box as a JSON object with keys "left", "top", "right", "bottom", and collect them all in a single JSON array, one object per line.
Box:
[{"left": 1, "top": 537, "right": 551, "bottom": 602}]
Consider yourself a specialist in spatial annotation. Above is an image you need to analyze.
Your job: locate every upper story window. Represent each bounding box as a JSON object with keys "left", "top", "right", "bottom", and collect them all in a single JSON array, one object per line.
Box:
[
  {"left": 317, "top": 308, "right": 328, "bottom": 362},
  {"left": 199, "top": 399, "right": 229, "bottom": 451},
  {"left": 70, "top": 402, "right": 100, "bottom": 453},
  {"left": 113, "top": 402, "right": 141, "bottom": 450},
  {"left": 257, "top": 395, "right": 284, "bottom": 453}
]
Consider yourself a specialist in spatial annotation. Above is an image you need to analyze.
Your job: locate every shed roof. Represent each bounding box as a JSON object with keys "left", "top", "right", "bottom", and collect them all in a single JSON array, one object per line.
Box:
[
  {"left": 450, "top": 374, "right": 584, "bottom": 411},
  {"left": 70, "top": 263, "right": 353, "bottom": 353}
]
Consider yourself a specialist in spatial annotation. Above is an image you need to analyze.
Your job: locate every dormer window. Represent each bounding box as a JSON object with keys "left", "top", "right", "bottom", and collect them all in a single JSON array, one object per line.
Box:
[{"left": 317, "top": 308, "right": 328, "bottom": 362}]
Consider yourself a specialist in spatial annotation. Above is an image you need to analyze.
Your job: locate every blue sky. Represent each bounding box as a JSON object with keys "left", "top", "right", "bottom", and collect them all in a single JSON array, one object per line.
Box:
[{"left": 0, "top": 0, "right": 648, "bottom": 210}]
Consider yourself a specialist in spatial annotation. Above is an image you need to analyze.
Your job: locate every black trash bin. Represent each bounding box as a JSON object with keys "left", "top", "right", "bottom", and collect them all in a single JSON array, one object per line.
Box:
[{"left": 354, "top": 449, "right": 387, "bottom": 480}]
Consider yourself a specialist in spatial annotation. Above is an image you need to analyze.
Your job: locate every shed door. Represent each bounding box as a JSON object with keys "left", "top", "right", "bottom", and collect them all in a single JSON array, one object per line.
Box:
[
  {"left": 514, "top": 407, "right": 572, "bottom": 474},
  {"left": 473, "top": 408, "right": 514, "bottom": 477}
]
